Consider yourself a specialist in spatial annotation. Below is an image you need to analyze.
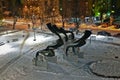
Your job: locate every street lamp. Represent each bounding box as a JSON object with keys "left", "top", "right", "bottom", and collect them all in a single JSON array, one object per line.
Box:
[
  {"left": 60, "top": 8, "right": 64, "bottom": 28},
  {"left": 13, "top": 16, "right": 17, "bottom": 29},
  {"left": 33, "top": 28, "right": 36, "bottom": 41},
  {"left": 52, "top": 8, "right": 55, "bottom": 24},
  {"left": 31, "top": 14, "right": 36, "bottom": 41}
]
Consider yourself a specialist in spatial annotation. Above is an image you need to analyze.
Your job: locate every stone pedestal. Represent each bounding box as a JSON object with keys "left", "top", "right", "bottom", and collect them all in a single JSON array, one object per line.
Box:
[
  {"left": 32, "top": 57, "right": 47, "bottom": 71},
  {"left": 46, "top": 56, "right": 57, "bottom": 63},
  {"left": 90, "top": 60, "right": 120, "bottom": 78}
]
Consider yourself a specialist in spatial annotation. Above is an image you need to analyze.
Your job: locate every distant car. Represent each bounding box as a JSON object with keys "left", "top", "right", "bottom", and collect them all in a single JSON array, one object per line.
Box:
[
  {"left": 97, "top": 31, "right": 111, "bottom": 36},
  {"left": 113, "top": 33, "right": 120, "bottom": 38},
  {"left": 0, "top": 42, "right": 5, "bottom": 46},
  {"left": 0, "top": 26, "right": 4, "bottom": 28},
  {"left": 93, "top": 17, "right": 101, "bottom": 25},
  {"left": 113, "top": 16, "right": 120, "bottom": 27}
]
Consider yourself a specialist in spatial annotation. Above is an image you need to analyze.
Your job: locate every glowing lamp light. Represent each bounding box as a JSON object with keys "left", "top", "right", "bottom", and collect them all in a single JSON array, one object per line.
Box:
[
  {"left": 111, "top": 10, "right": 115, "bottom": 13},
  {"left": 96, "top": 12, "right": 100, "bottom": 16},
  {"left": 60, "top": 8, "right": 62, "bottom": 11},
  {"left": 107, "top": 12, "right": 110, "bottom": 16}
]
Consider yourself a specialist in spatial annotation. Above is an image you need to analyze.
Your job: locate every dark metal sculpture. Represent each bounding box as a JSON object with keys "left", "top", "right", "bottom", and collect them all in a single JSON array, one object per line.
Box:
[
  {"left": 45, "top": 23, "right": 64, "bottom": 49},
  {"left": 35, "top": 23, "right": 64, "bottom": 64},
  {"left": 65, "top": 30, "right": 92, "bottom": 56},
  {"left": 52, "top": 24, "right": 75, "bottom": 41}
]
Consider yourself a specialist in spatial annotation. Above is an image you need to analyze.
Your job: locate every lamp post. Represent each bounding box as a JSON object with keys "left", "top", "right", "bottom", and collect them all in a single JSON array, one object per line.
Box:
[
  {"left": 52, "top": 8, "right": 55, "bottom": 24},
  {"left": 60, "top": 8, "right": 64, "bottom": 28},
  {"left": 13, "top": 16, "right": 17, "bottom": 29},
  {"left": 32, "top": 14, "right": 36, "bottom": 41},
  {"left": 33, "top": 28, "right": 36, "bottom": 41},
  {"left": 40, "top": 14, "right": 44, "bottom": 30}
]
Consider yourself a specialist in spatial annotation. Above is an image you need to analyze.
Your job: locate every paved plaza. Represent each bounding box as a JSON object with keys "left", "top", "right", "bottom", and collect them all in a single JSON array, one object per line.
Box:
[{"left": 0, "top": 30, "right": 120, "bottom": 80}]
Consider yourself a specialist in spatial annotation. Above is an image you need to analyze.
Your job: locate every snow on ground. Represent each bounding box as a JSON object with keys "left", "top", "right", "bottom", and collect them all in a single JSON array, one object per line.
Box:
[{"left": 0, "top": 30, "right": 120, "bottom": 80}]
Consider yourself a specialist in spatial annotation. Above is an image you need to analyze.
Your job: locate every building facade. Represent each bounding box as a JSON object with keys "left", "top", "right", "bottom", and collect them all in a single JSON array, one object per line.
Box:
[
  {"left": 0, "top": 0, "right": 9, "bottom": 19},
  {"left": 60, "top": 0, "right": 93, "bottom": 19},
  {"left": 1, "top": 0, "right": 120, "bottom": 19},
  {"left": 23, "top": 0, "right": 60, "bottom": 19}
]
